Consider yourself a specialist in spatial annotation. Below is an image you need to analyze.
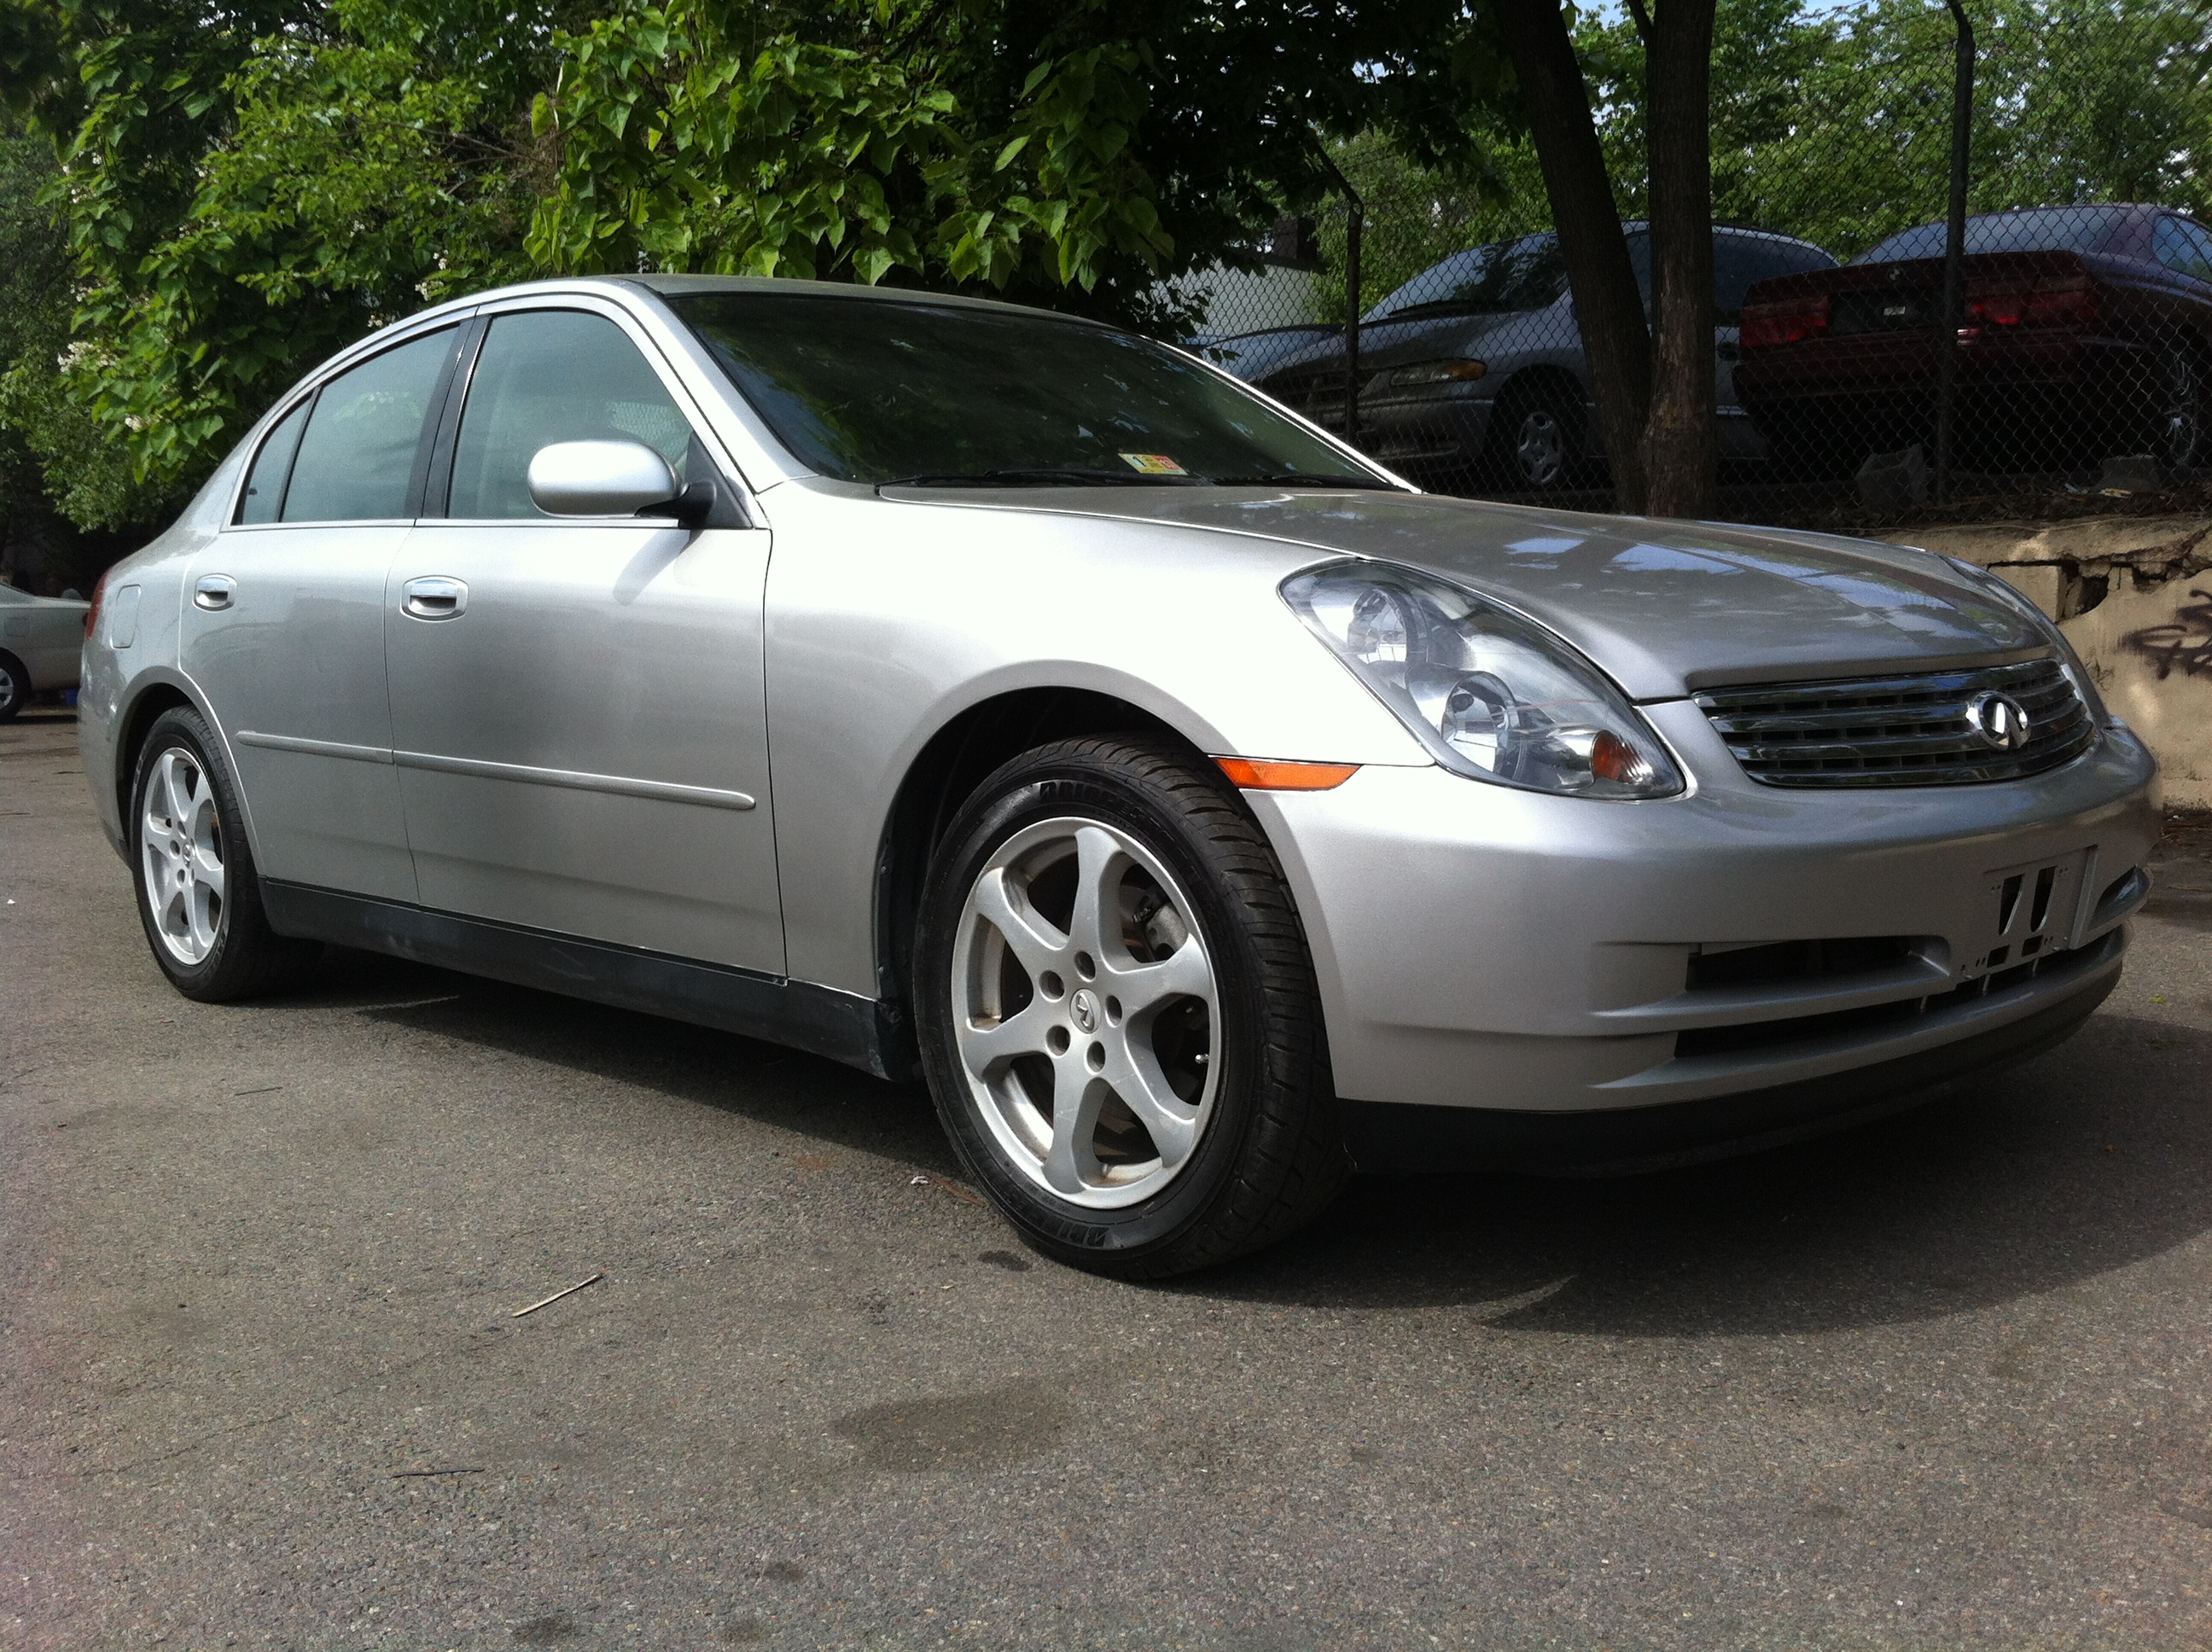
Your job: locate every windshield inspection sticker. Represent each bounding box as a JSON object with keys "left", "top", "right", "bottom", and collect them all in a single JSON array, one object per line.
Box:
[{"left": 1120, "top": 452, "right": 1188, "bottom": 475}]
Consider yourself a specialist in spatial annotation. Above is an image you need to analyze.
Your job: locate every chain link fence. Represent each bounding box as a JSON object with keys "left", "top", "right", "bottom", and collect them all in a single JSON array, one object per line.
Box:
[{"left": 1165, "top": 0, "right": 2212, "bottom": 532}]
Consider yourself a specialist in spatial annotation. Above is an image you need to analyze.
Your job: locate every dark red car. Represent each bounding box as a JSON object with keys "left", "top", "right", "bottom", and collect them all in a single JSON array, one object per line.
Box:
[{"left": 1734, "top": 204, "right": 2210, "bottom": 477}]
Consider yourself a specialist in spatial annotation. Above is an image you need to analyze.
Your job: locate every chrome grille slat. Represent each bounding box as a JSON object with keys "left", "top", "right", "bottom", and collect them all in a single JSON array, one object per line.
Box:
[{"left": 1696, "top": 657, "right": 2095, "bottom": 787}]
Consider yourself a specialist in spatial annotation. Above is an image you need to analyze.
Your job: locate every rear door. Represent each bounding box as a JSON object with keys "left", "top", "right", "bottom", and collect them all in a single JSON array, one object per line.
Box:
[
  {"left": 384, "top": 299, "right": 783, "bottom": 974},
  {"left": 180, "top": 323, "right": 463, "bottom": 900}
]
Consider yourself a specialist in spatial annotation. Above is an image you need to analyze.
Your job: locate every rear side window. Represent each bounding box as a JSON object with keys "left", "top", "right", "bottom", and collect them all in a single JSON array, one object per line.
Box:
[
  {"left": 2155, "top": 216, "right": 2212, "bottom": 283},
  {"left": 446, "top": 310, "right": 696, "bottom": 520},
  {"left": 1714, "top": 235, "right": 1836, "bottom": 317},
  {"left": 237, "top": 397, "right": 310, "bottom": 524},
  {"left": 282, "top": 329, "right": 456, "bottom": 523}
]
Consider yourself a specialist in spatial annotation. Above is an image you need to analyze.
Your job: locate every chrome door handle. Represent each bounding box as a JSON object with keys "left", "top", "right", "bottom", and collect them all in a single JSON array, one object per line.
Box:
[
  {"left": 193, "top": 574, "right": 236, "bottom": 612},
  {"left": 400, "top": 576, "right": 468, "bottom": 620}
]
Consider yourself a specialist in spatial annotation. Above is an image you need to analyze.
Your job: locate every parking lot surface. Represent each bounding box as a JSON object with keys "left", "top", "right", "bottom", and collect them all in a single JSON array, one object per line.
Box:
[{"left": 7, "top": 703, "right": 2212, "bottom": 1650}]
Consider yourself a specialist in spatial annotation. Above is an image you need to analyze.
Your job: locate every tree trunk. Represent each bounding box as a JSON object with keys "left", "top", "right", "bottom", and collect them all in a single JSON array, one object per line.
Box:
[
  {"left": 1494, "top": 0, "right": 1651, "bottom": 513},
  {"left": 1639, "top": 0, "right": 1719, "bottom": 517}
]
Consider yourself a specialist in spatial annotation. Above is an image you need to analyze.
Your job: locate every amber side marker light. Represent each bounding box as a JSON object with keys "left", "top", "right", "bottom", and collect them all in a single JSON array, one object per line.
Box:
[{"left": 1215, "top": 756, "right": 1360, "bottom": 791}]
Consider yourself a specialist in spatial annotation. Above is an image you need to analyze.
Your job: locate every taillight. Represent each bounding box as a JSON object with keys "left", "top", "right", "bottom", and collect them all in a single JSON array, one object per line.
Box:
[
  {"left": 1741, "top": 294, "right": 1829, "bottom": 349},
  {"left": 1964, "top": 275, "right": 2098, "bottom": 331},
  {"left": 84, "top": 566, "right": 111, "bottom": 638}
]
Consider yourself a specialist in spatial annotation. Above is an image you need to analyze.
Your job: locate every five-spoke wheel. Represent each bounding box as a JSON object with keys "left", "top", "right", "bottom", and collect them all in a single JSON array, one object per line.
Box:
[
  {"left": 128, "top": 707, "right": 315, "bottom": 1000},
  {"left": 952, "top": 817, "right": 1218, "bottom": 1208},
  {"left": 915, "top": 736, "right": 1346, "bottom": 1277},
  {"left": 141, "top": 747, "right": 226, "bottom": 964}
]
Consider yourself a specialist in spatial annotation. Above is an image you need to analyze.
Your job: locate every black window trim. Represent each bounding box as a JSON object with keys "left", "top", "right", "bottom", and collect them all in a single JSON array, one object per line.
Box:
[
  {"left": 421, "top": 298, "right": 752, "bottom": 529},
  {"left": 224, "top": 317, "right": 472, "bottom": 530}
]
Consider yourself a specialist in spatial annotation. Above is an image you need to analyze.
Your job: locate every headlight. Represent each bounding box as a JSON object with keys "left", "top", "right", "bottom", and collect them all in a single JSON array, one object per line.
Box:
[
  {"left": 1282, "top": 561, "right": 1685, "bottom": 800},
  {"left": 1940, "top": 556, "right": 2113, "bottom": 725},
  {"left": 1379, "top": 358, "right": 1487, "bottom": 389}
]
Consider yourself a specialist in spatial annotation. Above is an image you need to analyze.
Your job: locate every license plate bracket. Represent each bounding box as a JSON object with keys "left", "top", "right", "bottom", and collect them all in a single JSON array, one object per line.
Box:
[{"left": 1962, "top": 850, "right": 2087, "bottom": 977}]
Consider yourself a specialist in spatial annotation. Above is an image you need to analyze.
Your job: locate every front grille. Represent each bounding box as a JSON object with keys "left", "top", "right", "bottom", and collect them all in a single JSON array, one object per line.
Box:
[
  {"left": 1673, "top": 930, "right": 2115, "bottom": 1059},
  {"left": 1260, "top": 368, "right": 1349, "bottom": 423},
  {"left": 1696, "top": 657, "right": 2094, "bottom": 788},
  {"left": 1686, "top": 935, "right": 1920, "bottom": 991}
]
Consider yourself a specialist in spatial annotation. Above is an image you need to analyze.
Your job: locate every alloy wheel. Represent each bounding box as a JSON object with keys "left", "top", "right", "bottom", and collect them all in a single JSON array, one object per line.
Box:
[
  {"left": 1516, "top": 407, "right": 1569, "bottom": 488},
  {"left": 2159, "top": 346, "right": 2204, "bottom": 471},
  {"left": 949, "top": 815, "right": 1219, "bottom": 1209},
  {"left": 142, "top": 747, "right": 225, "bottom": 964}
]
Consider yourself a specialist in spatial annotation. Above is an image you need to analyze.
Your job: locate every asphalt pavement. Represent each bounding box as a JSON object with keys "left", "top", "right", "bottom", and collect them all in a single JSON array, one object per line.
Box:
[{"left": 6, "top": 702, "right": 2212, "bottom": 1651}]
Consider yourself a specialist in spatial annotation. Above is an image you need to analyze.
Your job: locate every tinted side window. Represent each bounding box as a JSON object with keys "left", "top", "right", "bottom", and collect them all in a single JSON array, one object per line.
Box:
[
  {"left": 237, "top": 397, "right": 310, "bottom": 524},
  {"left": 1714, "top": 236, "right": 1836, "bottom": 317},
  {"left": 282, "top": 329, "right": 455, "bottom": 522},
  {"left": 2155, "top": 216, "right": 2212, "bottom": 282},
  {"left": 447, "top": 311, "right": 695, "bottom": 520}
]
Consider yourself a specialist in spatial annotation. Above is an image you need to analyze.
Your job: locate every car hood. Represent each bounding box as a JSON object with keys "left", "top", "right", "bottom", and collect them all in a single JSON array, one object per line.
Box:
[{"left": 999, "top": 489, "right": 2045, "bottom": 700}]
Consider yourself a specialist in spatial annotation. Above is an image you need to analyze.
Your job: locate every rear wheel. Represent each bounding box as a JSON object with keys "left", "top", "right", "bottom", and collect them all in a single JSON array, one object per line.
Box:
[
  {"left": 129, "top": 707, "right": 317, "bottom": 1001},
  {"left": 2151, "top": 342, "right": 2206, "bottom": 472},
  {"left": 0, "top": 651, "right": 27, "bottom": 722},
  {"left": 913, "top": 736, "right": 1347, "bottom": 1277}
]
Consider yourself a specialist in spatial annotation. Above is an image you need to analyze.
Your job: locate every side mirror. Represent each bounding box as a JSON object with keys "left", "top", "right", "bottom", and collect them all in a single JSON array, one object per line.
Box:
[{"left": 527, "top": 439, "right": 681, "bottom": 518}]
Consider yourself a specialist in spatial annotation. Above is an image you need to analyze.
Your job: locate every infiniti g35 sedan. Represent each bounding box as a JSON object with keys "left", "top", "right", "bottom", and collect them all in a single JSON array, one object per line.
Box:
[{"left": 79, "top": 276, "right": 2157, "bottom": 1277}]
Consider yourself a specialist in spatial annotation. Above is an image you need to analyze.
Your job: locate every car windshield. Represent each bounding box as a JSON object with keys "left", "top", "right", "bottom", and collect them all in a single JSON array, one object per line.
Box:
[
  {"left": 1365, "top": 236, "right": 1569, "bottom": 322},
  {"left": 1854, "top": 206, "right": 2133, "bottom": 264},
  {"left": 669, "top": 293, "right": 1394, "bottom": 488}
]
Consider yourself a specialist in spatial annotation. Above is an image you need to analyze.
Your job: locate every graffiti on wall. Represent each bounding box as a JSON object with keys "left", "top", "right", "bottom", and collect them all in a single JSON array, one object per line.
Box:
[{"left": 2123, "top": 588, "right": 2212, "bottom": 681}]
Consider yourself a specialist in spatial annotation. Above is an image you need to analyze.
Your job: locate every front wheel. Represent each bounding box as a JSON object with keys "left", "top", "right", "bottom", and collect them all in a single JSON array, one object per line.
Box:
[
  {"left": 129, "top": 706, "right": 317, "bottom": 1001},
  {"left": 1485, "top": 381, "right": 1585, "bottom": 492},
  {"left": 913, "top": 736, "right": 1347, "bottom": 1277}
]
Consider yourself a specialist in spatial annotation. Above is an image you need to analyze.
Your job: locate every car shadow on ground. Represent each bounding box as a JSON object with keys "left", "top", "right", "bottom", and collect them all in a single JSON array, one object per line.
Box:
[
  {"left": 275, "top": 946, "right": 2211, "bottom": 1337},
  {"left": 1190, "top": 1011, "right": 2212, "bottom": 1335},
  {"left": 284, "top": 943, "right": 961, "bottom": 1174}
]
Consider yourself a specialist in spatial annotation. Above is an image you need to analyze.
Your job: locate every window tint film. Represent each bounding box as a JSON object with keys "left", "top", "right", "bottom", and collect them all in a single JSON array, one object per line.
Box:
[
  {"left": 282, "top": 329, "right": 454, "bottom": 522},
  {"left": 2155, "top": 216, "right": 2212, "bottom": 282},
  {"left": 1714, "top": 235, "right": 1837, "bottom": 317},
  {"left": 238, "top": 396, "right": 311, "bottom": 524},
  {"left": 448, "top": 311, "right": 695, "bottom": 519},
  {"left": 1853, "top": 206, "right": 2131, "bottom": 265},
  {"left": 672, "top": 294, "right": 1385, "bottom": 487}
]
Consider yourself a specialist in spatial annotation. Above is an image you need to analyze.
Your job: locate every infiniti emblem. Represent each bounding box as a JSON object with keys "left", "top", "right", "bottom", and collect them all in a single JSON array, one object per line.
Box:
[
  {"left": 1070, "top": 990, "right": 1099, "bottom": 1034},
  {"left": 1965, "top": 689, "right": 2032, "bottom": 752}
]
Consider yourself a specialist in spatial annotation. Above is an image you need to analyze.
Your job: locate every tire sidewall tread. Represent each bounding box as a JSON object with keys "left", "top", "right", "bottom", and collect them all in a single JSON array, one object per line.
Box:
[
  {"left": 128, "top": 706, "right": 313, "bottom": 1002},
  {"left": 913, "top": 735, "right": 1345, "bottom": 1278}
]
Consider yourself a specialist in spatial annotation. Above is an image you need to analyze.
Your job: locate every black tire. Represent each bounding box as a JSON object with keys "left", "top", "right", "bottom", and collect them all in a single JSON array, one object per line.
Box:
[
  {"left": 128, "top": 706, "right": 317, "bottom": 1001},
  {"left": 1483, "top": 379, "right": 1585, "bottom": 492},
  {"left": 2151, "top": 341, "right": 2206, "bottom": 472},
  {"left": 913, "top": 736, "right": 1348, "bottom": 1277},
  {"left": 0, "top": 651, "right": 28, "bottom": 722}
]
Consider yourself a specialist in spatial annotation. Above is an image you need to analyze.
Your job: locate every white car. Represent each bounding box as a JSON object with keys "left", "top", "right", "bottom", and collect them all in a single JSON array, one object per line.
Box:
[{"left": 0, "top": 584, "right": 89, "bottom": 719}]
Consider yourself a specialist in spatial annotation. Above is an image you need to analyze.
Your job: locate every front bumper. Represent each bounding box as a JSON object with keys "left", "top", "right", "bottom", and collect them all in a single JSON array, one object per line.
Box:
[{"left": 1249, "top": 702, "right": 2157, "bottom": 1131}]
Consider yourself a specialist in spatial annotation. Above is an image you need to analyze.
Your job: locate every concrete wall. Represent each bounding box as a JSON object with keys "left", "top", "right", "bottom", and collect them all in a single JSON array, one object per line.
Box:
[{"left": 1891, "top": 515, "right": 2212, "bottom": 806}]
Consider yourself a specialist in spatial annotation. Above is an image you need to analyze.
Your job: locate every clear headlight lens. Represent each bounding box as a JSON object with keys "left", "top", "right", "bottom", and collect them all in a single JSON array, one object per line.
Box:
[{"left": 1282, "top": 561, "right": 1684, "bottom": 800}]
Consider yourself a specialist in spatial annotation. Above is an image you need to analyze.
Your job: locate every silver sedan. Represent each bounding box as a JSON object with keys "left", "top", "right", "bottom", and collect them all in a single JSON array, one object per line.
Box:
[
  {"left": 0, "top": 583, "right": 90, "bottom": 719},
  {"left": 77, "top": 276, "right": 2157, "bottom": 1276}
]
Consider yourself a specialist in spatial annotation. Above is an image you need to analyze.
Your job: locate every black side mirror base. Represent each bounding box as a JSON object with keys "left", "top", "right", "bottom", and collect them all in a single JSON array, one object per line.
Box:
[{"left": 637, "top": 479, "right": 719, "bottom": 527}]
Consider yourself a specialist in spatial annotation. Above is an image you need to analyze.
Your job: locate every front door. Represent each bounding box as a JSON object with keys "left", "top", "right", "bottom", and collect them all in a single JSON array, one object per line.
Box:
[
  {"left": 181, "top": 324, "right": 461, "bottom": 901},
  {"left": 384, "top": 304, "right": 783, "bottom": 975}
]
